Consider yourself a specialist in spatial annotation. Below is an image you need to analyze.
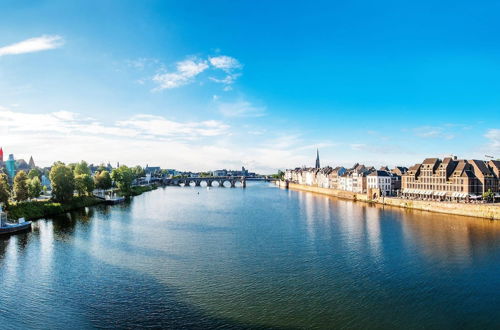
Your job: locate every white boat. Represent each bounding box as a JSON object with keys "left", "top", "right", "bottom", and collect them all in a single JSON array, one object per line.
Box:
[{"left": 0, "top": 207, "right": 32, "bottom": 236}]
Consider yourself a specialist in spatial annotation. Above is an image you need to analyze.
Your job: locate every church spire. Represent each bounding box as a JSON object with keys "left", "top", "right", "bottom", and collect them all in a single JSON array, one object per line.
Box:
[{"left": 315, "top": 149, "right": 320, "bottom": 169}]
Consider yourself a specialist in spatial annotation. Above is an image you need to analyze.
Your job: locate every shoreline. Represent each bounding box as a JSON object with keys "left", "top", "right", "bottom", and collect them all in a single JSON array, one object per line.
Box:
[
  {"left": 278, "top": 181, "right": 500, "bottom": 220},
  {"left": 7, "top": 184, "right": 158, "bottom": 221}
]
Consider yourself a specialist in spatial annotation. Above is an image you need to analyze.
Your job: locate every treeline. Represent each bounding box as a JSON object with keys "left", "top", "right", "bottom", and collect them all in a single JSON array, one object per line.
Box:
[{"left": 0, "top": 161, "right": 149, "bottom": 207}]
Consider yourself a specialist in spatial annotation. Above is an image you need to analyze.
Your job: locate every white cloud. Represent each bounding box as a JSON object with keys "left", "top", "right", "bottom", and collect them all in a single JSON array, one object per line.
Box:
[
  {"left": 413, "top": 126, "right": 454, "bottom": 140},
  {"left": 485, "top": 129, "right": 500, "bottom": 153},
  {"left": 0, "top": 35, "right": 64, "bottom": 56},
  {"left": 151, "top": 54, "right": 242, "bottom": 91},
  {"left": 209, "top": 55, "right": 241, "bottom": 72},
  {"left": 218, "top": 100, "right": 266, "bottom": 117},
  {"left": 153, "top": 58, "right": 209, "bottom": 90}
]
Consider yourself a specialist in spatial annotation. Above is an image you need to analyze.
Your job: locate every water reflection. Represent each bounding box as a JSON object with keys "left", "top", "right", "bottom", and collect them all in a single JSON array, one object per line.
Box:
[{"left": 0, "top": 184, "right": 498, "bottom": 329}]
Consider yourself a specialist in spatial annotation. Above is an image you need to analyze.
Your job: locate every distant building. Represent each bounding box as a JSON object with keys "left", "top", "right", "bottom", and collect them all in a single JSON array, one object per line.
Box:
[
  {"left": 315, "top": 149, "right": 320, "bottom": 169},
  {"left": 145, "top": 165, "right": 161, "bottom": 175},
  {"left": 41, "top": 175, "right": 51, "bottom": 189},
  {"left": 29, "top": 156, "right": 35, "bottom": 168},
  {"left": 5, "top": 154, "right": 16, "bottom": 179}
]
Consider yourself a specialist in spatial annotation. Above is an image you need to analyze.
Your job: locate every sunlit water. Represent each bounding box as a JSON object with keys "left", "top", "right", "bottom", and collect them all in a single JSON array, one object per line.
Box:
[{"left": 1, "top": 183, "right": 499, "bottom": 329}]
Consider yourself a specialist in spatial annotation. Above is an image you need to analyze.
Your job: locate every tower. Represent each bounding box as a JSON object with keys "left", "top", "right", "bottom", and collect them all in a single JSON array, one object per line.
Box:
[
  {"left": 315, "top": 149, "right": 320, "bottom": 169},
  {"left": 29, "top": 156, "right": 35, "bottom": 168}
]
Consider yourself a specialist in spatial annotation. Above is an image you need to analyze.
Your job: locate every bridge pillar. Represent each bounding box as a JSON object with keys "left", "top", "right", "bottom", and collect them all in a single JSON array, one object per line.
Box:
[
  {"left": 230, "top": 180, "right": 236, "bottom": 188},
  {"left": 195, "top": 180, "right": 201, "bottom": 187},
  {"left": 207, "top": 180, "right": 212, "bottom": 187},
  {"left": 219, "top": 180, "right": 225, "bottom": 187},
  {"left": 242, "top": 178, "right": 246, "bottom": 188}
]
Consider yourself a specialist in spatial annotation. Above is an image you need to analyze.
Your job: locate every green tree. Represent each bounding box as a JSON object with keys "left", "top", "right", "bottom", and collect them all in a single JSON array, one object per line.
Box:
[
  {"left": 75, "top": 174, "right": 94, "bottom": 196},
  {"left": 28, "top": 168, "right": 42, "bottom": 180},
  {"left": 94, "top": 170, "right": 112, "bottom": 190},
  {"left": 0, "top": 172, "right": 11, "bottom": 206},
  {"left": 482, "top": 189, "right": 495, "bottom": 203},
  {"left": 132, "top": 165, "right": 145, "bottom": 179},
  {"left": 28, "top": 176, "right": 42, "bottom": 199},
  {"left": 49, "top": 162, "right": 75, "bottom": 203},
  {"left": 111, "top": 166, "right": 134, "bottom": 194},
  {"left": 74, "top": 161, "right": 92, "bottom": 176},
  {"left": 13, "top": 171, "right": 29, "bottom": 202}
]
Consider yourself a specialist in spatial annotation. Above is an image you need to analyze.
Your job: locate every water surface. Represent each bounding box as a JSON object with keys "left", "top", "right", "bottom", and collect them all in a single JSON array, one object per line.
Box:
[{"left": 1, "top": 183, "right": 499, "bottom": 329}]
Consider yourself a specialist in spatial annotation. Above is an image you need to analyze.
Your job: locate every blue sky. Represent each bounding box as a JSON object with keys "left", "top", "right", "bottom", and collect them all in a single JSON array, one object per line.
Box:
[{"left": 0, "top": 0, "right": 499, "bottom": 172}]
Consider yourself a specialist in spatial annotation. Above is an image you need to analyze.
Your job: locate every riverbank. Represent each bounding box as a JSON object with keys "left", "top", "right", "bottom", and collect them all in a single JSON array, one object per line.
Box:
[
  {"left": 6, "top": 196, "right": 105, "bottom": 220},
  {"left": 6, "top": 184, "right": 158, "bottom": 220},
  {"left": 127, "top": 184, "right": 158, "bottom": 196},
  {"left": 278, "top": 181, "right": 500, "bottom": 220}
]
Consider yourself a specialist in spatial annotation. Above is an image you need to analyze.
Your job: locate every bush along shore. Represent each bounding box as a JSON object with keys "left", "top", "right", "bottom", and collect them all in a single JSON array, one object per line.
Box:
[
  {"left": 7, "top": 185, "right": 158, "bottom": 221},
  {"left": 6, "top": 196, "right": 104, "bottom": 220},
  {"left": 126, "top": 184, "right": 158, "bottom": 197}
]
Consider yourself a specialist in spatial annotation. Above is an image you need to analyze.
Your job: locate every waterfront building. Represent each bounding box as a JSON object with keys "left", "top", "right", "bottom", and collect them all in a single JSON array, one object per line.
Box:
[
  {"left": 367, "top": 170, "right": 392, "bottom": 196},
  {"left": 339, "top": 164, "right": 374, "bottom": 193},
  {"left": 316, "top": 167, "right": 333, "bottom": 188},
  {"left": 390, "top": 166, "right": 408, "bottom": 193},
  {"left": 402, "top": 157, "right": 500, "bottom": 201},
  {"left": 327, "top": 166, "right": 346, "bottom": 189}
]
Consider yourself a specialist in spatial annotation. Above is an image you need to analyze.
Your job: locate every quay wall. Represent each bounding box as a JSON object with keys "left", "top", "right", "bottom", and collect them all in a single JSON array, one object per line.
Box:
[{"left": 278, "top": 181, "right": 500, "bottom": 220}]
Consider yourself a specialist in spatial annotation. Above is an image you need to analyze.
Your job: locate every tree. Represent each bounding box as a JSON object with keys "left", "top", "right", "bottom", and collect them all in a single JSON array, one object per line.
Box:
[
  {"left": 94, "top": 170, "right": 112, "bottom": 190},
  {"left": 132, "top": 165, "right": 145, "bottom": 179},
  {"left": 75, "top": 174, "right": 94, "bottom": 196},
  {"left": 28, "top": 168, "right": 42, "bottom": 180},
  {"left": 0, "top": 172, "right": 10, "bottom": 206},
  {"left": 111, "top": 166, "right": 134, "bottom": 194},
  {"left": 74, "top": 161, "right": 92, "bottom": 176},
  {"left": 13, "top": 171, "right": 29, "bottom": 202},
  {"left": 482, "top": 189, "right": 495, "bottom": 203},
  {"left": 49, "top": 162, "right": 75, "bottom": 203},
  {"left": 28, "top": 176, "right": 42, "bottom": 199}
]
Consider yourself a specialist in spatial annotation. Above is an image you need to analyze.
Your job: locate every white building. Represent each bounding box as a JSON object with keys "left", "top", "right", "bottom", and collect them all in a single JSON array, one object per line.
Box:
[{"left": 367, "top": 170, "right": 392, "bottom": 196}]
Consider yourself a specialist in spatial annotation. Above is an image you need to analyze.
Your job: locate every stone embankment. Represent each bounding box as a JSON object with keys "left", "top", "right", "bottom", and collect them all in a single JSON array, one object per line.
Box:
[{"left": 277, "top": 181, "right": 500, "bottom": 220}]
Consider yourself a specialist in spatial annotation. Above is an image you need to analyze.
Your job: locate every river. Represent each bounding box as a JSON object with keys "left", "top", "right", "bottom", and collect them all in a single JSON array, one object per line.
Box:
[{"left": 1, "top": 183, "right": 499, "bottom": 329}]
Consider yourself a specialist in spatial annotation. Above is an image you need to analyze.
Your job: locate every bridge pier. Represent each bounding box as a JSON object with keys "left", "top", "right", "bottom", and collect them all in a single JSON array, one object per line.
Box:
[{"left": 230, "top": 180, "right": 236, "bottom": 188}]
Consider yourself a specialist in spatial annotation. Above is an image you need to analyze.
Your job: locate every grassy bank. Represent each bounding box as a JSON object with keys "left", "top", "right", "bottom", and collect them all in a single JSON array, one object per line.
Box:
[
  {"left": 6, "top": 196, "right": 105, "bottom": 220},
  {"left": 125, "top": 184, "right": 158, "bottom": 197}
]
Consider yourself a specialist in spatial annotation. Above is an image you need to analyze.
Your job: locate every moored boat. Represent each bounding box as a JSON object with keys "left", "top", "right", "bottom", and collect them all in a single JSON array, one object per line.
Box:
[{"left": 1, "top": 207, "right": 32, "bottom": 236}]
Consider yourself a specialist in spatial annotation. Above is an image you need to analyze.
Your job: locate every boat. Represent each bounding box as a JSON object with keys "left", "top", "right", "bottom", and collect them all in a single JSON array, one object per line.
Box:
[
  {"left": 0, "top": 207, "right": 32, "bottom": 236},
  {"left": 105, "top": 196, "right": 126, "bottom": 205}
]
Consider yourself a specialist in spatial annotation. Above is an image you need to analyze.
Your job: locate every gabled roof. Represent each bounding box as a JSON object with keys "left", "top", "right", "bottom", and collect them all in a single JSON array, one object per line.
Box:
[
  {"left": 368, "top": 170, "right": 391, "bottom": 177},
  {"left": 422, "top": 158, "right": 439, "bottom": 165},
  {"left": 408, "top": 163, "right": 421, "bottom": 172},
  {"left": 469, "top": 159, "right": 492, "bottom": 176}
]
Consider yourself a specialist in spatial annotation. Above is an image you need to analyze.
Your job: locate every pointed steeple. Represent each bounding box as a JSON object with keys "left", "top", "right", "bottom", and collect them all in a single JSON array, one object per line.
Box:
[
  {"left": 315, "top": 149, "right": 320, "bottom": 169},
  {"left": 29, "top": 156, "right": 35, "bottom": 168}
]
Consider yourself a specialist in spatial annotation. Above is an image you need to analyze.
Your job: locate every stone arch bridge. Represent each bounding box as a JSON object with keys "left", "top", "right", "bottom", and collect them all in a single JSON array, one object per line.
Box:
[{"left": 163, "top": 176, "right": 246, "bottom": 188}]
